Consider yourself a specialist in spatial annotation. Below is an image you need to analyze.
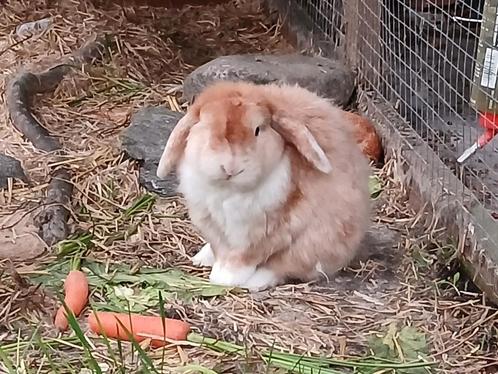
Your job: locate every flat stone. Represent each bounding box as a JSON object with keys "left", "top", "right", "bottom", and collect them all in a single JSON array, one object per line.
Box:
[
  {"left": 139, "top": 160, "right": 179, "bottom": 197},
  {"left": 120, "top": 106, "right": 183, "bottom": 162},
  {"left": 120, "top": 106, "right": 183, "bottom": 196},
  {"left": 0, "top": 210, "right": 47, "bottom": 261},
  {"left": 0, "top": 154, "right": 28, "bottom": 188},
  {"left": 182, "top": 54, "right": 355, "bottom": 107}
]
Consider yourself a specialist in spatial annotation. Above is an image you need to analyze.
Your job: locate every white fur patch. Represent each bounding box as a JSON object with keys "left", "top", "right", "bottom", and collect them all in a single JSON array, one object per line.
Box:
[
  {"left": 315, "top": 261, "right": 330, "bottom": 282},
  {"left": 179, "top": 156, "right": 291, "bottom": 250},
  {"left": 192, "top": 243, "right": 215, "bottom": 267},
  {"left": 209, "top": 261, "right": 256, "bottom": 287},
  {"left": 242, "top": 267, "right": 280, "bottom": 291}
]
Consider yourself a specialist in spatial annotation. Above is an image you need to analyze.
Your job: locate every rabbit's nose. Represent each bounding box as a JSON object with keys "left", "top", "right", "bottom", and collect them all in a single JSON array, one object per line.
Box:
[
  {"left": 220, "top": 165, "right": 244, "bottom": 179},
  {"left": 220, "top": 165, "right": 234, "bottom": 179}
]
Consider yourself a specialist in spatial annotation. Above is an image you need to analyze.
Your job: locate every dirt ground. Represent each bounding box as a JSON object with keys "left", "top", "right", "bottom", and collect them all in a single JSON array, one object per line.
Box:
[{"left": 0, "top": 1, "right": 497, "bottom": 373}]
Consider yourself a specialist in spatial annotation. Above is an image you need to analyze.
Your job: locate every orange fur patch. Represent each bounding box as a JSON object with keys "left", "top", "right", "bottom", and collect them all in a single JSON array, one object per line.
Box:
[
  {"left": 191, "top": 81, "right": 275, "bottom": 149},
  {"left": 282, "top": 185, "right": 303, "bottom": 220},
  {"left": 199, "top": 98, "right": 256, "bottom": 148},
  {"left": 224, "top": 101, "right": 253, "bottom": 145}
]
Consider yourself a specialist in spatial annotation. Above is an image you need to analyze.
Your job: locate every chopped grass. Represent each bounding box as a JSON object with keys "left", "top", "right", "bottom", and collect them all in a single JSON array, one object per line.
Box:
[
  {"left": 0, "top": 335, "right": 87, "bottom": 373},
  {"left": 0, "top": 346, "right": 16, "bottom": 374},
  {"left": 31, "top": 259, "right": 233, "bottom": 305},
  {"left": 123, "top": 193, "right": 156, "bottom": 219},
  {"left": 368, "top": 175, "right": 383, "bottom": 199},
  {"left": 28, "top": 258, "right": 234, "bottom": 317},
  {"left": 0, "top": 337, "right": 83, "bottom": 354},
  {"left": 67, "top": 77, "right": 146, "bottom": 107},
  {"left": 56, "top": 193, "right": 156, "bottom": 258},
  {"left": 176, "top": 364, "right": 220, "bottom": 374},
  {"left": 187, "top": 333, "right": 436, "bottom": 374},
  {"left": 56, "top": 233, "right": 94, "bottom": 257}
]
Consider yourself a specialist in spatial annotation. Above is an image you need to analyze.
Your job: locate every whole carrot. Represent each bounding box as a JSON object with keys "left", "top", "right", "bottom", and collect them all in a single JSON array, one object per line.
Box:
[
  {"left": 88, "top": 311, "right": 191, "bottom": 347},
  {"left": 54, "top": 269, "right": 89, "bottom": 331}
]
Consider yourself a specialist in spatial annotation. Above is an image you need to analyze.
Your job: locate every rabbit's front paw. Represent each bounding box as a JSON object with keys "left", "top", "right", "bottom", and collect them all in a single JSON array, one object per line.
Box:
[
  {"left": 242, "top": 267, "right": 279, "bottom": 291},
  {"left": 192, "top": 243, "right": 215, "bottom": 267},
  {"left": 209, "top": 261, "right": 256, "bottom": 287}
]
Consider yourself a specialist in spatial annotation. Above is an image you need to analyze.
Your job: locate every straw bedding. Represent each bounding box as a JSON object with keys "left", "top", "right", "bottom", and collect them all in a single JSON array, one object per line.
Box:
[{"left": 0, "top": 1, "right": 496, "bottom": 373}]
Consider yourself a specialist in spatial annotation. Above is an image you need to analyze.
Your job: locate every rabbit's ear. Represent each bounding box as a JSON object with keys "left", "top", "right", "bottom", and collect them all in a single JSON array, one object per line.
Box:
[
  {"left": 156, "top": 111, "right": 198, "bottom": 178},
  {"left": 272, "top": 113, "right": 332, "bottom": 174}
]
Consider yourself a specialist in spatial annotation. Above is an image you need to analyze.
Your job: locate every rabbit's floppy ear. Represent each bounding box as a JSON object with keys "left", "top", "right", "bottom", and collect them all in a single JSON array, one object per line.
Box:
[
  {"left": 156, "top": 111, "right": 198, "bottom": 178},
  {"left": 272, "top": 113, "right": 332, "bottom": 174}
]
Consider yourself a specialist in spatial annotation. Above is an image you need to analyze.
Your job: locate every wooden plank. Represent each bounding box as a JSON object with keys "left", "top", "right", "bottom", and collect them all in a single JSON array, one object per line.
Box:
[
  {"left": 357, "top": 0, "right": 382, "bottom": 89},
  {"left": 343, "top": 0, "right": 360, "bottom": 67}
]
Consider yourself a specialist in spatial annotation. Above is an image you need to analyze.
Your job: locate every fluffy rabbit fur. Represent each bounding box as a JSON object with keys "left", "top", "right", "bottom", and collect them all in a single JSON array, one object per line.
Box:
[{"left": 156, "top": 81, "right": 371, "bottom": 291}]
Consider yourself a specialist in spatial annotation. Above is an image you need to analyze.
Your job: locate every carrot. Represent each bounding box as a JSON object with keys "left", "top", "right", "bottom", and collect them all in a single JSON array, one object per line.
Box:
[
  {"left": 54, "top": 269, "right": 89, "bottom": 331},
  {"left": 88, "top": 311, "right": 191, "bottom": 347},
  {"left": 342, "top": 110, "right": 383, "bottom": 163}
]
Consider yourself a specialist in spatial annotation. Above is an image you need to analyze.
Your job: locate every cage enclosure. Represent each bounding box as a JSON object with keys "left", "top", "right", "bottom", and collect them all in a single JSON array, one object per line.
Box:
[{"left": 264, "top": 0, "right": 498, "bottom": 303}]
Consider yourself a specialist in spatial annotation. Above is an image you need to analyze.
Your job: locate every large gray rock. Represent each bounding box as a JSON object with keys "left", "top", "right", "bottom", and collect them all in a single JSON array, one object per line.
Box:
[
  {"left": 0, "top": 154, "right": 28, "bottom": 188},
  {"left": 120, "top": 107, "right": 183, "bottom": 196},
  {"left": 182, "top": 54, "right": 356, "bottom": 107}
]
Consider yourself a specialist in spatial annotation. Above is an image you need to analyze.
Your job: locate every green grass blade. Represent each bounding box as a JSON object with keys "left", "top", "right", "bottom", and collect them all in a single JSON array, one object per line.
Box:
[
  {"left": 87, "top": 306, "right": 121, "bottom": 372},
  {"left": 123, "top": 194, "right": 156, "bottom": 218},
  {"left": 18, "top": 325, "right": 42, "bottom": 363},
  {"left": 35, "top": 333, "right": 60, "bottom": 373},
  {"left": 112, "top": 317, "right": 159, "bottom": 374},
  {"left": 262, "top": 352, "right": 342, "bottom": 374},
  {"left": 264, "top": 357, "right": 341, "bottom": 374},
  {"left": 158, "top": 291, "right": 167, "bottom": 372},
  {"left": 63, "top": 300, "right": 102, "bottom": 374},
  {"left": 264, "top": 340, "right": 276, "bottom": 374},
  {"left": 117, "top": 339, "right": 125, "bottom": 372},
  {"left": 187, "top": 333, "right": 245, "bottom": 355},
  {"left": 0, "top": 337, "right": 81, "bottom": 354},
  {"left": 0, "top": 345, "right": 16, "bottom": 374},
  {"left": 57, "top": 232, "right": 93, "bottom": 257},
  {"left": 126, "top": 301, "right": 136, "bottom": 367}
]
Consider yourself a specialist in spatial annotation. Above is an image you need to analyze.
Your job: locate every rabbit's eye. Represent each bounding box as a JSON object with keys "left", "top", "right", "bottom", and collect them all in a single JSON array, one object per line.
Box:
[{"left": 254, "top": 126, "right": 260, "bottom": 137}]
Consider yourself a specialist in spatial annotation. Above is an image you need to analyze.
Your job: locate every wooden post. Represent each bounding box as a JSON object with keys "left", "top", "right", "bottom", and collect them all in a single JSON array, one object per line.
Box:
[
  {"left": 343, "top": 0, "right": 360, "bottom": 68},
  {"left": 344, "top": 0, "right": 382, "bottom": 90}
]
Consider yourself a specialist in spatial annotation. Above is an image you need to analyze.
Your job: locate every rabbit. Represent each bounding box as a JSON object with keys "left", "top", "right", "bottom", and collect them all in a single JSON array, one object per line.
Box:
[{"left": 156, "top": 80, "right": 371, "bottom": 291}]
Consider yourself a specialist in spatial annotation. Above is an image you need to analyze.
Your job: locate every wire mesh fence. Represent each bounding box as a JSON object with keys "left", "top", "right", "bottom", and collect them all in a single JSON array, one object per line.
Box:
[
  {"left": 295, "top": 0, "right": 498, "bottom": 213},
  {"left": 289, "top": 0, "right": 498, "bottom": 294}
]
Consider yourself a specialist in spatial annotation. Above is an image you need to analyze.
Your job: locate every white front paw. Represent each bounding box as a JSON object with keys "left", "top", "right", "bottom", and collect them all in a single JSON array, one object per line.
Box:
[
  {"left": 242, "top": 267, "right": 279, "bottom": 291},
  {"left": 209, "top": 261, "right": 256, "bottom": 287},
  {"left": 192, "top": 243, "right": 215, "bottom": 267}
]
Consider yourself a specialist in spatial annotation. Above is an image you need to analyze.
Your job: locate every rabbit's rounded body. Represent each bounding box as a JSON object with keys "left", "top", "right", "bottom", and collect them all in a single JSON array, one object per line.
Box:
[{"left": 157, "top": 81, "right": 371, "bottom": 290}]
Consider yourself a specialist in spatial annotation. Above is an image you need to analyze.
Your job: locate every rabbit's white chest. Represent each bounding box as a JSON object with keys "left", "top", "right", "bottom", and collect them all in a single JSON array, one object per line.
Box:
[
  {"left": 179, "top": 157, "right": 291, "bottom": 249},
  {"left": 210, "top": 192, "right": 262, "bottom": 247}
]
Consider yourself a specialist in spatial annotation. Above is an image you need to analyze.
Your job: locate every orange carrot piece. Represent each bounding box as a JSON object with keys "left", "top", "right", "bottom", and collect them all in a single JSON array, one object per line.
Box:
[
  {"left": 88, "top": 311, "right": 191, "bottom": 347},
  {"left": 342, "top": 111, "right": 383, "bottom": 163},
  {"left": 54, "top": 270, "right": 89, "bottom": 331}
]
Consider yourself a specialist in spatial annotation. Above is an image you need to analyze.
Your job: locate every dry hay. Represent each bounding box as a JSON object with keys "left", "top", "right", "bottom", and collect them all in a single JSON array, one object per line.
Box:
[{"left": 0, "top": 0, "right": 497, "bottom": 373}]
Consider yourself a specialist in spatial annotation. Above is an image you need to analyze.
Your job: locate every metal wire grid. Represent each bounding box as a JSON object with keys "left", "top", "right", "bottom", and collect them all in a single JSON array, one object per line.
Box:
[
  {"left": 294, "top": 0, "right": 345, "bottom": 47},
  {"left": 295, "top": 0, "right": 498, "bottom": 224}
]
